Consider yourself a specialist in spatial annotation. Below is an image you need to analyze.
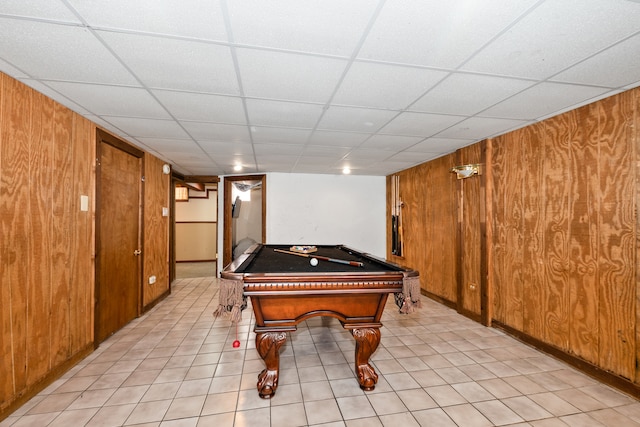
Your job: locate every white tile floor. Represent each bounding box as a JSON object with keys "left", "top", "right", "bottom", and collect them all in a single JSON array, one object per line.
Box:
[{"left": 3, "top": 277, "right": 640, "bottom": 426}]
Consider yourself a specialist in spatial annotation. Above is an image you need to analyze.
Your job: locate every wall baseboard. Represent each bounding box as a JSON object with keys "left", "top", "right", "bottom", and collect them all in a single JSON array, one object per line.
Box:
[
  {"left": 0, "top": 344, "right": 94, "bottom": 422},
  {"left": 492, "top": 320, "right": 640, "bottom": 400},
  {"left": 421, "top": 290, "right": 640, "bottom": 400}
]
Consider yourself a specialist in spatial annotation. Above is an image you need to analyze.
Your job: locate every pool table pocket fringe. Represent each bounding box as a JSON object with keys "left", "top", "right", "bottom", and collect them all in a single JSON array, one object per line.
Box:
[
  {"left": 397, "top": 274, "right": 422, "bottom": 314},
  {"left": 213, "top": 278, "right": 246, "bottom": 323}
]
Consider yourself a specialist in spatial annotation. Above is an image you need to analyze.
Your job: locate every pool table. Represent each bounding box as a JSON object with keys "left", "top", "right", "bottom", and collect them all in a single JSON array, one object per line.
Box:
[{"left": 221, "top": 243, "right": 419, "bottom": 399}]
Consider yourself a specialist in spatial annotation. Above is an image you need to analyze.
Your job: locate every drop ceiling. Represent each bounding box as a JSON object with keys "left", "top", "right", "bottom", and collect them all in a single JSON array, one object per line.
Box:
[{"left": 1, "top": 0, "right": 639, "bottom": 176}]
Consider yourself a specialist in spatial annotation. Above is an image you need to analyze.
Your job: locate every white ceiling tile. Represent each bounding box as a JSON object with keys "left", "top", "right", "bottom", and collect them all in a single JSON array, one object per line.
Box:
[
  {"left": 237, "top": 49, "right": 347, "bottom": 103},
  {"left": 153, "top": 90, "right": 246, "bottom": 123},
  {"left": 317, "top": 106, "right": 398, "bottom": 132},
  {"left": 308, "top": 131, "right": 371, "bottom": 147},
  {"left": 302, "top": 145, "right": 351, "bottom": 158},
  {"left": 254, "top": 143, "right": 304, "bottom": 156},
  {"left": 98, "top": 31, "right": 239, "bottom": 93},
  {"left": 245, "top": 99, "right": 324, "bottom": 128},
  {"left": 296, "top": 155, "right": 341, "bottom": 165},
  {"left": 181, "top": 122, "right": 251, "bottom": 142},
  {"left": 386, "top": 150, "right": 442, "bottom": 164},
  {"left": 345, "top": 149, "right": 393, "bottom": 161},
  {"left": 358, "top": 0, "right": 539, "bottom": 68},
  {"left": 296, "top": 155, "right": 341, "bottom": 168},
  {"left": 261, "top": 165, "right": 296, "bottom": 173},
  {"left": 20, "top": 80, "right": 91, "bottom": 115},
  {"left": 379, "top": 112, "right": 465, "bottom": 137},
  {"left": 0, "top": 18, "right": 137, "bottom": 84},
  {"left": 103, "top": 116, "right": 190, "bottom": 138},
  {"left": 291, "top": 164, "right": 332, "bottom": 174},
  {"left": 227, "top": 0, "right": 377, "bottom": 56},
  {"left": 341, "top": 160, "right": 377, "bottom": 172},
  {"left": 161, "top": 145, "right": 208, "bottom": 156},
  {"left": 406, "top": 138, "right": 475, "bottom": 153},
  {"left": 409, "top": 73, "right": 535, "bottom": 115},
  {"left": 370, "top": 159, "right": 424, "bottom": 175},
  {"left": 68, "top": 0, "right": 228, "bottom": 41},
  {"left": 333, "top": 62, "right": 448, "bottom": 109},
  {"left": 185, "top": 166, "right": 227, "bottom": 175},
  {"left": 136, "top": 137, "right": 195, "bottom": 152},
  {"left": 1, "top": 1, "right": 638, "bottom": 176},
  {"left": 461, "top": 0, "right": 640, "bottom": 79},
  {"left": 0, "top": 0, "right": 81, "bottom": 23},
  {"left": 255, "top": 154, "right": 300, "bottom": 168},
  {"left": 199, "top": 141, "right": 254, "bottom": 156},
  {"left": 85, "top": 115, "right": 130, "bottom": 138},
  {"left": 46, "top": 82, "right": 169, "bottom": 118},
  {"left": 212, "top": 153, "right": 253, "bottom": 165},
  {"left": 436, "top": 117, "right": 530, "bottom": 139},
  {"left": 206, "top": 156, "right": 256, "bottom": 173},
  {"left": 360, "top": 135, "right": 423, "bottom": 151},
  {"left": 250, "top": 127, "right": 311, "bottom": 145},
  {"left": 0, "top": 58, "right": 27, "bottom": 78},
  {"left": 174, "top": 158, "right": 217, "bottom": 169},
  {"left": 551, "top": 33, "right": 640, "bottom": 88},
  {"left": 482, "top": 82, "right": 610, "bottom": 120}
]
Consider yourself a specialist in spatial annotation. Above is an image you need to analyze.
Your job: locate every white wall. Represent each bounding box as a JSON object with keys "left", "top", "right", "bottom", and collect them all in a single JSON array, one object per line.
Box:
[
  {"left": 175, "top": 187, "right": 217, "bottom": 221},
  {"left": 217, "top": 173, "right": 387, "bottom": 273},
  {"left": 266, "top": 173, "right": 386, "bottom": 257},
  {"left": 175, "top": 186, "right": 218, "bottom": 261}
]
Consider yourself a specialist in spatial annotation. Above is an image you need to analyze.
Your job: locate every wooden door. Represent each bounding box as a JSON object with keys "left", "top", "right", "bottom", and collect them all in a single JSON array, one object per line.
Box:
[{"left": 95, "top": 130, "right": 143, "bottom": 343}]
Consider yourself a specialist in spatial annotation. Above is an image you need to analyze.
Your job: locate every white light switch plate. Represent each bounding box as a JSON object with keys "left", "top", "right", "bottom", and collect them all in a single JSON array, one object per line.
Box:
[{"left": 80, "top": 195, "right": 89, "bottom": 211}]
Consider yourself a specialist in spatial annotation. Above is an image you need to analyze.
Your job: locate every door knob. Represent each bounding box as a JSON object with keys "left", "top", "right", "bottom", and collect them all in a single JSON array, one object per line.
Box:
[{"left": 134, "top": 249, "right": 142, "bottom": 256}]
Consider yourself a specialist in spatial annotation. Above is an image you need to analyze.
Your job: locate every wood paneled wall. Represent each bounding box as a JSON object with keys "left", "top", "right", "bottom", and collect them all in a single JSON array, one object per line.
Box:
[
  {"left": 387, "top": 153, "right": 458, "bottom": 304},
  {"left": 457, "top": 142, "right": 485, "bottom": 320},
  {"left": 0, "top": 74, "right": 94, "bottom": 414},
  {"left": 388, "top": 86, "right": 640, "bottom": 390},
  {"left": 143, "top": 155, "right": 170, "bottom": 308},
  {"left": 491, "top": 88, "right": 638, "bottom": 381},
  {"left": 0, "top": 73, "right": 172, "bottom": 419}
]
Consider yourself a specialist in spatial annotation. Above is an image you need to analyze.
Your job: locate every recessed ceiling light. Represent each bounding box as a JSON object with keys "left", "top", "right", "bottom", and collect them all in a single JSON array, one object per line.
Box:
[
  {"left": 342, "top": 167, "right": 351, "bottom": 174},
  {"left": 233, "top": 164, "right": 243, "bottom": 172}
]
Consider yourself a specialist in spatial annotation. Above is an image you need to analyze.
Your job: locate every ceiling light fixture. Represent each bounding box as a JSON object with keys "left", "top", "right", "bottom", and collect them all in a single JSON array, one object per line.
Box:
[
  {"left": 342, "top": 167, "right": 351, "bottom": 175},
  {"left": 450, "top": 164, "right": 482, "bottom": 179},
  {"left": 175, "top": 186, "right": 189, "bottom": 201},
  {"left": 233, "top": 164, "right": 243, "bottom": 172}
]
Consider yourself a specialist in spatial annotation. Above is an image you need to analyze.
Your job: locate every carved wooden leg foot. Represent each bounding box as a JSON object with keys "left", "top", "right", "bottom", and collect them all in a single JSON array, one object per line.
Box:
[
  {"left": 257, "top": 368, "right": 278, "bottom": 399},
  {"left": 255, "top": 331, "right": 287, "bottom": 398},
  {"left": 351, "top": 327, "right": 381, "bottom": 391}
]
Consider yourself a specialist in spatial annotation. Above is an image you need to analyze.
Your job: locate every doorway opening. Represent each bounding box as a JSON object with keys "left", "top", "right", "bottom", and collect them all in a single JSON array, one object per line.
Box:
[
  {"left": 223, "top": 175, "right": 266, "bottom": 266},
  {"left": 169, "top": 175, "right": 219, "bottom": 282}
]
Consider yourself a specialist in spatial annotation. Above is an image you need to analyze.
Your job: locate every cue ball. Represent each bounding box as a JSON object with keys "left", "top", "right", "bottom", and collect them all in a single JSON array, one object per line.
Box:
[{"left": 310, "top": 258, "right": 319, "bottom": 267}]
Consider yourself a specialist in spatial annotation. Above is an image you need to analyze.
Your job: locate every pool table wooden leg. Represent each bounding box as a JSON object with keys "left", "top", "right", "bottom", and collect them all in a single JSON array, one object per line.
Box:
[
  {"left": 255, "top": 331, "right": 287, "bottom": 398},
  {"left": 351, "top": 327, "right": 381, "bottom": 391}
]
